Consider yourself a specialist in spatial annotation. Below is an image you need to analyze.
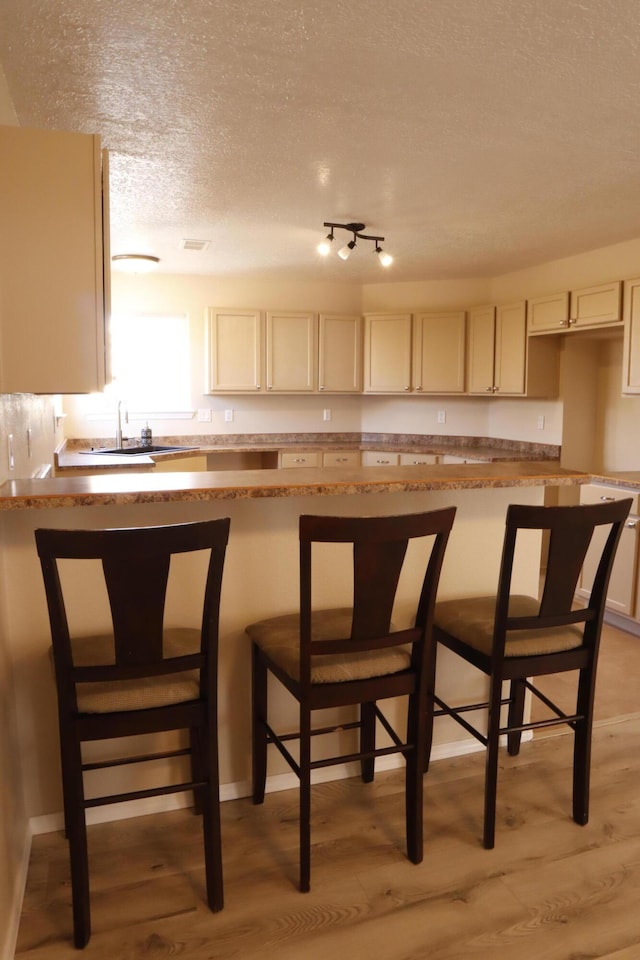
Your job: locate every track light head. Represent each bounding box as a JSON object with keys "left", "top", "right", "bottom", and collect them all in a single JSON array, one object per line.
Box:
[
  {"left": 338, "top": 238, "right": 357, "bottom": 260},
  {"left": 376, "top": 244, "right": 393, "bottom": 267},
  {"left": 318, "top": 221, "right": 392, "bottom": 267},
  {"left": 317, "top": 228, "right": 334, "bottom": 256}
]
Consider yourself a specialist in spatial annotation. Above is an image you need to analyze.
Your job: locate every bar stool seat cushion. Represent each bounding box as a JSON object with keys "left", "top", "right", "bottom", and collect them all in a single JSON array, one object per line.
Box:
[
  {"left": 68, "top": 627, "right": 200, "bottom": 713},
  {"left": 434, "top": 595, "right": 584, "bottom": 658},
  {"left": 247, "top": 607, "right": 411, "bottom": 684}
]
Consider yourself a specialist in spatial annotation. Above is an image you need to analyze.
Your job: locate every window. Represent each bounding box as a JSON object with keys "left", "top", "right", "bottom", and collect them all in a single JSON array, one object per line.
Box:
[{"left": 108, "top": 313, "right": 192, "bottom": 413}]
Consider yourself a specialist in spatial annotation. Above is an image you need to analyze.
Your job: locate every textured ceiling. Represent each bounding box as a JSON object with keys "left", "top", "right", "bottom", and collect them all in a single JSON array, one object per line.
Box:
[{"left": 2, "top": 0, "right": 640, "bottom": 282}]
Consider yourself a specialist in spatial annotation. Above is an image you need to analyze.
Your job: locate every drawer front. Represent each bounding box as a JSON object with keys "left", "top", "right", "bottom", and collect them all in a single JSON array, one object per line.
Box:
[
  {"left": 579, "top": 483, "right": 638, "bottom": 515},
  {"left": 279, "top": 451, "right": 321, "bottom": 469},
  {"left": 322, "top": 451, "right": 360, "bottom": 467},
  {"left": 361, "top": 451, "right": 400, "bottom": 467},
  {"left": 399, "top": 453, "right": 438, "bottom": 465}
]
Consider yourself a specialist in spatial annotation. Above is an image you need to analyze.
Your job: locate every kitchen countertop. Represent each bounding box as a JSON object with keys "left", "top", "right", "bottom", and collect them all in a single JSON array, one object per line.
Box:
[
  {"left": 0, "top": 461, "right": 587, "bottom": 511},
  {"left": 55, "top": 432, "right": 561, "bottom": 472}
]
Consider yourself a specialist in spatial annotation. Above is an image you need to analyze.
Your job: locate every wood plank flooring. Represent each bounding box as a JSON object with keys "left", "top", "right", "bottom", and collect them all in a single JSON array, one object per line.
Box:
[{"left": 15, "top": 622, "right": 640, "bottom": 960}]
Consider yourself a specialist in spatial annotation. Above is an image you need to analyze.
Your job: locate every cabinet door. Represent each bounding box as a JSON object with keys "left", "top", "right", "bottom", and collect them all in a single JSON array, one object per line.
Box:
[
  {"left": 206, "top": 308, "right": 263, "bottom": 392},
  {"left": 361, "top": 451, "right": 400, "bottom": 466},
  {"left": 363, "top": 314, "right": 412, "bottom": 392},
  {"left": 318, "top": 314, "right": 362, "bottom": 392},
  {"left": 279, "top": 451, "right": 321, "bottom": 468},
  {"left": 466, "top": 306, "right": 496, "bottom": 394},
  {"left": 569, "top": 281, "right": 622, "bottom": 329},
  {"left": 266, "top": 312, "right": 316, "bottom": 391},
  {"left": 622, "top": 277, "right": 640, "bottom": 395},
  {"left": 494, "top": 301, "right": 526, "bottom": 395},
  {"left": 413, "top": 312, "right": 466, "bottom": 393},
  {"left": 322, "top": 451, "right": 360, "bottom": 467},
  {"left": 399, "top": 453, "right": 438, "bottom": 465},
  {"left": 0, "top": 126, "right": 107, "bottom": 393},
  {"left": 527, "top": 292, "right": 569, "bottom": 334},
  {"left": 577, "top": 484, "right": 638, "bottom": 615}
]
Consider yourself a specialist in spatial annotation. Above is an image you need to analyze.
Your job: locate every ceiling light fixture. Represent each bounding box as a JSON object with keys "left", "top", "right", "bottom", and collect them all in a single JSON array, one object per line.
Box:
[
  {"left": 111, "top": 254, "right": 160, "bottom": 273},
  {"left": 317, "top": 227, "right": 335, "bottom": 256},
  {"left": 318, "top": 221, "right": 393, "bottom": 267}
]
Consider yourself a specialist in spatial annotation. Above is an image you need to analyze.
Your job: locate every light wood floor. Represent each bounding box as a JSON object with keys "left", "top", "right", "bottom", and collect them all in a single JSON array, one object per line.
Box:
[{"left": 15, "top": 623, "right": 640, "bottom": 960}]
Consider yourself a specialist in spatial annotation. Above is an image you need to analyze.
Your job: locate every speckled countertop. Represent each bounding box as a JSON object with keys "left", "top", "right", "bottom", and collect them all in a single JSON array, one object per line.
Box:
[
  {"left": 56, "top": 432, "right": 561, "bottom": 472},
  {"left": 0, "top": 461, "right": 587, "bottom": 511}
]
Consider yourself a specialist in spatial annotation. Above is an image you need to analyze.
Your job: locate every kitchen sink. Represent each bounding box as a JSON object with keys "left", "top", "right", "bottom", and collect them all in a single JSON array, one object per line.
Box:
[{"left": 81, "top": 445, "right": 199, "bottom": 456}]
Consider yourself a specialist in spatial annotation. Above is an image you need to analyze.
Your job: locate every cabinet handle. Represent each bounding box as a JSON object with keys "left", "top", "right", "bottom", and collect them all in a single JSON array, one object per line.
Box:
[
  {"left": 376, "top": 459, "right": 391, "bottom": 464},
  {"left": 626, "top": 520, "right": 638, "bottom": 528},
  {"left": 560, "top": 319, "right": 569, "bottom": 327},
  {"left": 336, "top": 457, "right": 348, "bottom": 463},
  {"left": 404, "top": 386, "right": 410, "bottom": 391},
  {"left": 492, "top": 385, "right": 499, "bottom": 393},
  {"left": 293, "top": 458, "right": 307, "bottom": 463},
  {"left": 319, "top": 385, "right": 324, "bottom": 390},
  {"left": 485, "top": 386, "right": 493, "bottom": 392},
  {"left": 599, "top": 496, "right": 616, "bottom": 502}
]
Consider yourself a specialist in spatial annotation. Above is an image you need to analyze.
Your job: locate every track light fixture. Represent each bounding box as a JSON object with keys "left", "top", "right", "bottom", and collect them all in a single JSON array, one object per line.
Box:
[{"left": 317, "top": 221, "right": 393, "bottom": 267}]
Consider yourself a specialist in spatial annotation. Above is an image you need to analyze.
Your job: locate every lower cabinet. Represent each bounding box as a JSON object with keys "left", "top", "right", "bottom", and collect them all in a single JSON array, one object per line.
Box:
[
  {"left": 399, "top": 453, "right": 438, "bottom": 465},
  {"left": 278, "top": 451, "right": 321, "bottom": 468},
  {"left": 577, "top": 484, "right": 639, "bottom": 617},
  {"left": 361, "top": 451, "right": 400, "bottom": 466},
  {"left": 322, "top": 451, "right": 360, "bottom": 467}
]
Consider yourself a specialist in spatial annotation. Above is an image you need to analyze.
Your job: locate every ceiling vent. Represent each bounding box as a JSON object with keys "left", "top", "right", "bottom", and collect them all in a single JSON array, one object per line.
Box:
[{"left": 181, "top": 238, "right": 210, "bottom": 251}]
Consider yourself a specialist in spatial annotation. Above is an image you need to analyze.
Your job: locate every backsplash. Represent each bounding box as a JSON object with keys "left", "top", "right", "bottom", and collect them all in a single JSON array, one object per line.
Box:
[{"left": 0, "top": 394, "right": 61, "bottom": 484}]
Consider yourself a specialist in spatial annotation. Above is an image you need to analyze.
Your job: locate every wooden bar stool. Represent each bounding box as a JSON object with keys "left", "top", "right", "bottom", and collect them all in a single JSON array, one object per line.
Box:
[
  {"left": 424, "top": 499, "right": 632, "bottom": 849},
  {"left": 35, "top": 518, "right": 230, "bottom": 948},
  {"left": 246, "top": 508, "right": 456, "bottom": 892}
]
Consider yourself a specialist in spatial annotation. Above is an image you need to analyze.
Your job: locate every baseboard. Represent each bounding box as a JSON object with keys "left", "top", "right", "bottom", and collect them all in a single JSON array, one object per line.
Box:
[{"left": 3, "top": 821, "right": 32, "bottom": 960}]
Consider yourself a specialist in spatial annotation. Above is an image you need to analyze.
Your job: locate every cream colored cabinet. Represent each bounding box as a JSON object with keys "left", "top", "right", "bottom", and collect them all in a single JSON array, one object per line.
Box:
[
  {"left": 206, "top": 308, "right": 263, "bottom": 392},
  {"left": 279, "top": 451, "right": 321, "bottom": 468},
  {"left": 468, "top": 300, "right": 558, "bottom": 397},
  {"left": 399, "top": 453, "right": 438, "bottom": 465},
  {"left": 322, "top": 450, "right": 360, "bottom": 467},
  {"left": 570, "top": 281, "right": 622, "bottom": 330},
  {"left": 361, "top": 451, "right": 400, "bottom": 466},
  {"left": 412, "top": 312, "right": 466, "bottom": 393},
  {"left": 577, "top": 484, "right": 639, "bottom": 616},
  {"left": 0, "top": 124, "right": 109, "bottom": 394},
  {"left": 266, "top": 311, "right": 316, "bottom": 392},
  {"left": 318, "top": 314, "right": 362, "bottom": 392},
  {"left": 528, "top": 282, "right": 622, "bottom": 336},
  {"left": 206, "top": 309, "right": 316, "bottom": 393},
  {"left": 467, "top": 302, "right": 526, "bottom": 395},
  {"left": 363, "top": 314, "right": 413, "bottom": 393},
  {"left": 622, "top": 277, "right": 640, "bottom": 395},
  {"left": 527, "top": 292, "right": 570, "bottom": 333}
]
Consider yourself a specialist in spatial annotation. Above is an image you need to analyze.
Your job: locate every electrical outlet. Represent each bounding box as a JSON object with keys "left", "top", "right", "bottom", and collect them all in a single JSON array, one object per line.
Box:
[
  {"left": 537, "top": 415, "right": 545, "bottom": 430},
  {"left": 437, "top": 410, "right": 446, "bottom": 424},
  {"left": 197, "top": 408, "right": 212, "bottom": 422},
  {"left": 224, "top": 409, "right": 234, "bottom": 423},
  {"left": 323, "top": 408, "right": 331, "bottom": 421}
]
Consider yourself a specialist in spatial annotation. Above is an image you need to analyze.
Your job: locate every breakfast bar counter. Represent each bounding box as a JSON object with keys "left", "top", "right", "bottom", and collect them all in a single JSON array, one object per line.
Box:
[{"left": 1, "top": 459, "right": 588, "bottom": 833}]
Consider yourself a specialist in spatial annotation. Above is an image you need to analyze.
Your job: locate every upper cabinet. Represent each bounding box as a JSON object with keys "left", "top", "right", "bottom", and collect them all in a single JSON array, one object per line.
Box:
[
  {"left": 265, "top": 311, "right": 316, "bottom": 392},
  {"left": 467, "top": 301, "right": 558, "bottom": 397},
  {"left": 412, "top": 311, "right": 466, "bottom": 394},
  {"left": 364, "top": 311, "right": 466, "bottom": 394},
  {"left": 467, "top": 302, "right": 527, "bottom": 395},
  {"left": 318, "top": 313, "right": 362, "bottom": 392},
  {"left": 0, "top": 125, "right": 110, "bottom": 394},
  {"left": 622, "top": 277, "right": 640, "bottom": 395},
  {"left": 363, "top": 313, "right": 413, "bottom": 392},
  {"left": 528, "top": 281, "right": 622, "bottom": 335},
  {"left": 206, "top": 309, "right": 360, "bottom": 394}
]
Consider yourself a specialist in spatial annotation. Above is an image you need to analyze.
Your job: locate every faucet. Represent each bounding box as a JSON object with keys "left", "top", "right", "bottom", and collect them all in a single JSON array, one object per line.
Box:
[{"left": 115, "top": 400, "right": 128, "bottom": 449}]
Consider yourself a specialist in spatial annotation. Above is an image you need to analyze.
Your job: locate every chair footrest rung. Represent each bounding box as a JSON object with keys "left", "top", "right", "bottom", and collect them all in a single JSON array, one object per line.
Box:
[{"left": 84, "top": 779, "right": 206, "bottom": 809}]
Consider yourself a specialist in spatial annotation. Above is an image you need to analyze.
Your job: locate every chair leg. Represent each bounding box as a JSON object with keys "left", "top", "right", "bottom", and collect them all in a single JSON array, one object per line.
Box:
[
  {"left": 299, "top": 706, "right": 311, "bottom": 893},
  {"left": 202, "top": 725, "right": 224, "bottom": 912},
  {"left": 360, "top": 701, "right": 376, "bottom": 783},
  {"left": 405, "top": 691, "right": 424, "bottom": 864},
  {"left": 572, "top": 665, "right": 596, "bottom": 826},
  {"left": 60, "top": 735, "right": 91, "bottom": 948},
  {"left": 423, "top": 634, "right": 439, "bottom": 773},
  {"left": 483, "top": 675, "right": 503, "bottom": 850},
  {"left": 190, "top": 726, "right": 204, "bottom": 815},
  {"left": 507, "top": 678, "right": 526, "bottom": 756},
  {"left": 251, "top": 644, "right": 268, "bottom": 805}
]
